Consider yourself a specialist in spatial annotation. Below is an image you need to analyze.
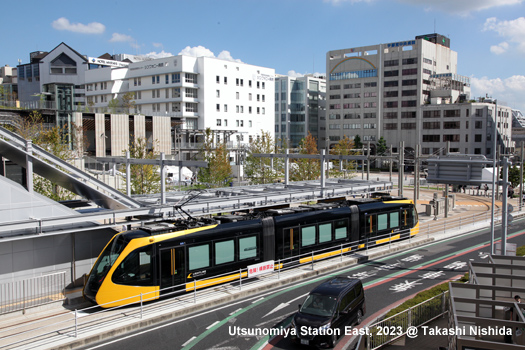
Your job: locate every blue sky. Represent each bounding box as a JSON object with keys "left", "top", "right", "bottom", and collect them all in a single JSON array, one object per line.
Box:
[{"left": 2, "top": 0, "right": 525, "bottom": 111}]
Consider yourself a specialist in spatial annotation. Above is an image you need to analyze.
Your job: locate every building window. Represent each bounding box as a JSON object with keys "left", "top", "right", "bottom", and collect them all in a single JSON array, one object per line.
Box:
[
  {"left": 475, "top": 134, "right": 482, "bottom": 142},
  {"left": 185, "top": 103, "right": 198, "bottom": 112},
  {"left": 384, "top": 81, "right": 399, "bottom": 88},
  {"left": 236, "top": 92, "right": 239, "bottom": 99},
  {"left": 444, "top": 110, "right": 460, "bottom": 118},
  {"left": 384, "top": 123, "right": 398, "bottom": 130},
  {"left": 217, "top": 119, "right": 221, "bottom": 126},
  {"left": 224, "top": 77, "right": 227, "bottom": 84},
  {"left": 166, "top": 75, "right": 169, "bottom": 84},
  {"left": 185, "top": 73, "right": 197, "bottom": 84},
  {"left": 402, "top": 68, "right": 418, "bottom": 75},
  {"left": 224, "top": 104, "right": 228, "bottom": 112},
  {"left": 423, "top": 122, "right": 441, "bottom": 129},
  {"left": 384, "top": 112, "right": 397, "bottom": 119},
  {"left": 443, "top": 134, "right": 460, "bottom": 142},
  {"left": 443, "top": 121, "right": 460, "bottom": 129},
  {"left": 402, "top": 58, "right": 417, "bottom": 65},
  {"left": 216, "top": 90, "right": 220, "bottom": 98},
  {"left": 401, "top": 111, "right": 416, "bottom": 118},
  {"left": 216, "top": 104, "right": 220, "bottom": 112},
  {"left": 401, "top": 123, "right": 416, "bottom": 129},
  {"left": 384, "top": 59, "right": 399, "bottom": 67},
  {"left": 186, "top": 88, "right": 198, "bottom": 98},
  {"left": 216, "top": 75, "right": 220, "bottom": 84},
  {"left": 172, "top": 73, "right": 180, "bottom": 83},
  {"left": 172, "top": 88, "right": 180, "bottom": 98},
  {"left": 423, "top": 110, "right": 440, "bottom": 118},
  {"left": 423, "top": 135, "right": 440, "bottom": 142},
  {"left": 384, "top": 70, "right": 399, "bottom": 77}
]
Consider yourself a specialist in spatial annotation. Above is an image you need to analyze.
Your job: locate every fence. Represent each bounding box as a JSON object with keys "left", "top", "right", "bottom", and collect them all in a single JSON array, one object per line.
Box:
[
  {"left": 362, "top": 291, "right": 449, "bottom": 350},
  {"left": 0, "top": 271, "right": 66, "bottom": 315}
]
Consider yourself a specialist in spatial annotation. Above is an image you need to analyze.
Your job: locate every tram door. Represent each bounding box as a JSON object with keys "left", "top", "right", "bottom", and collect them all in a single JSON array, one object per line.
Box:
[
  {"left": 160, "top": 247, "right": 186, "bottom": 293},
  {"left": 283, "top": 227, "right": 300, "bottom": 258}
]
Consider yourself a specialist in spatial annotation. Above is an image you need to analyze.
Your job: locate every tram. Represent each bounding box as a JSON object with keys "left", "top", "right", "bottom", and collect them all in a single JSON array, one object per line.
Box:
[{"left": 83, "top": 195, "right": 418, "bottom": 307}]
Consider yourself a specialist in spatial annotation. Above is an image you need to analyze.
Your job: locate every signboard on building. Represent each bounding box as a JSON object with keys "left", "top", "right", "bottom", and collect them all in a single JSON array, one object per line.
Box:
[{"left": 88, "top": 57, "right": 129, "bottom": 68}]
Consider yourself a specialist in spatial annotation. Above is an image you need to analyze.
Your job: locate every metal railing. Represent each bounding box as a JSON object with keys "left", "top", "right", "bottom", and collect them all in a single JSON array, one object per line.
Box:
[
  {"left": 0, "top": 271, "right": 66, "bottom": 315},
  {"left": 364, "top": 291, "right": 449, "bottom": 350}
]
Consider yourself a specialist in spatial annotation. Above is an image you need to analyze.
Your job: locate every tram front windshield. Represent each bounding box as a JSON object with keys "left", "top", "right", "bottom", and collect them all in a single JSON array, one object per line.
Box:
[{"left": 86, "top": 235, "right": 129, "bottom": 291}]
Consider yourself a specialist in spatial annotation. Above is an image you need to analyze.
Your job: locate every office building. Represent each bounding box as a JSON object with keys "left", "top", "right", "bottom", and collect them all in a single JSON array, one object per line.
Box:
[
  {"left": 326, "top": 33, "right": 513, "bottom": 158},
  {"left": 275, "top": 75, "right": 326, "bottom": 149}
]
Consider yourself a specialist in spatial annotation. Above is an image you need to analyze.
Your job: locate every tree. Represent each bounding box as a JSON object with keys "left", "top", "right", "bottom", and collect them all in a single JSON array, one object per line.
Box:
[
  {"left": 329, "top": 135, "right": 357, "bottom": 176},
  {"left": 377, "top": 136, "right": 387, "bottom": 156},
  {"left": 121, "top": 92, "right": 136, "bottom": 113},
  {"left": 197, "top": 128, "right": 232, "bottom": 187},
  {"left": 108, "top": 98, "right": 119, "bottom": 114},
  {"left": 291, "top": 132, "right": 320, "bottom": 181},
  {"left": 15, "top": 111, "right": 78, "bottom": 201},
  {"left": 376, "top": 136, "right": 387, "bottom": 170},
  {"left": 353, "top": 135, "right": 362, "bottom": 150},
  {"left": 244, "top": 130, "right": 282, "bottom": 184},
  {"left": 121, "top": 137, "right": 161, "bottom": 195}
]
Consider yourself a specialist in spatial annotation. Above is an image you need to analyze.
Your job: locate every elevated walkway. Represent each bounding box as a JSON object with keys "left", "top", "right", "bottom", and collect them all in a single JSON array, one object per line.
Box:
[{"left": 0, "top": 126, "right": 141, "bottom": 210}]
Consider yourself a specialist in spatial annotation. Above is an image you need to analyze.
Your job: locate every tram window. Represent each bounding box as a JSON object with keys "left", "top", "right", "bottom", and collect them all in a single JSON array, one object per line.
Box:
[
  {"left": 378, "top": 214, "right": 388, "bottom": 231},
  {"left": 189, "top": 244, "right": 210, "bottom": 270},
  {"left": 390, "top": 212, "right": 399, "bottom": 228},
  {"left": 335, "top": 219, "right": 347, "bottom": 240},
  {"left": 319, "top": 223, "right": 332, "bottom": 243},
  {"left": 215, "top": 240, "right": 235, "bottom": 265},
  {"left": 112, "top": 246, "right": 153, "bottom": 286},
  {"left": 239, "top": 236, "right": 257, "bottom": 260},
  {"left": 301, "top": 226, "right": 316, "bottom": 247}
]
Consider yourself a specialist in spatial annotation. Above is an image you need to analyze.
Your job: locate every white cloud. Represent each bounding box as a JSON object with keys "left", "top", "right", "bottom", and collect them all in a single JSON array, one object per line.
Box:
[
  {"left": 398, "top": 0, "right": 522, "bottom": 15},
  {"left": 178, "top": 45, "right": 215, "bottom": 58},
  {"left": 178, "top": 46, "right": 243, "bottom": 62},
  {"left": 144, "top": 50, "right": 174, "bottom": 59},
  {"left": 490, "top": 42, "right": 509, "bottom": 54},
  {"left": 152, "top": 42, "right": 163, "bottom": 48},
  {"left": 288, "top": 70, "right": 304, "bottom": 78},
  {"left": 109, "top": 33, "right": 134, "bottom": 43},
  {"left": 109, "top": 33, "right": 140, "bottom": 49},
  {"left": 483, "top": 17, "right": 525, "bottom": 53},
  {"left": 51, "top": 17, "right": 105, "bottom": 34},
  {"left": 217, "top": 50, "right": 243, "bottom": 63},
  {"left": 471, "top": 75, "right": 525, "bottom": 111}
]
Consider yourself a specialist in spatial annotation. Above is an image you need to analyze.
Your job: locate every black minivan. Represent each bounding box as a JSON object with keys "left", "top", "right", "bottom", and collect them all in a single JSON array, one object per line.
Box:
[{"left": 291, "top": 277, "right": 366, "bottom": 348}]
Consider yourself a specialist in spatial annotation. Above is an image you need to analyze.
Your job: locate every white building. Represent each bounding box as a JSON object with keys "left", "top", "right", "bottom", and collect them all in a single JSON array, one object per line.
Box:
[{"left": 84, "top": 55, "right": 275, "bottom": 158}]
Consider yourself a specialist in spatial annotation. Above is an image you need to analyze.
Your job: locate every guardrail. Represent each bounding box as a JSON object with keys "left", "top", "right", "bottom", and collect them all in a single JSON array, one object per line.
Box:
[
  {"left": 0, "top": 208, "right": 515, "bottom": 349},
  {"left": 362, "top": 291, "right": 449, "bottom": 350},
  {"left": 0, "top": 271, "right": 66, "bottom": 315}
]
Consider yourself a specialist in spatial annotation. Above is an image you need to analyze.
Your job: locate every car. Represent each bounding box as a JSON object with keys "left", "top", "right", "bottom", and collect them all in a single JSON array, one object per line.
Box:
[{"left": 290, "top": 277, "right": 366, "bottom": 348}]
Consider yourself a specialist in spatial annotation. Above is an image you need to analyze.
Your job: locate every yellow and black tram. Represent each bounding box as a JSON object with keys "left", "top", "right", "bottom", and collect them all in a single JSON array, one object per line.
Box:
[{"left": 83, "top": 196, "right": 418, "bottom": 307}]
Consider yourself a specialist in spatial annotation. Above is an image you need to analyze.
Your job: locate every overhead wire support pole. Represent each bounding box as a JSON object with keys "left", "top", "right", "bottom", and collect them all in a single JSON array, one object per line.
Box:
[{"left": 490, "top": 100, "right": 498, "bottom": 255}]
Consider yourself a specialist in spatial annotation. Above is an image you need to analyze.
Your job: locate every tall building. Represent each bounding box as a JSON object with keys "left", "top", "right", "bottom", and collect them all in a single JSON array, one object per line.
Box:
[
  {"left": 274, "top": 75, "right": 326, "bottom": 149},
  {"left": 325, "top": 33, "right": 513, "bottom": 158},
  {"left": 84, "top": 55, "right": 275, "bottom": 158}
]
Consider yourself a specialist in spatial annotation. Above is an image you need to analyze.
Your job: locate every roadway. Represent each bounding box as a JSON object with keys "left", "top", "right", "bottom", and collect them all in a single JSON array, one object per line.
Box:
[{"left": 78, "top": 216, "right": 525, "bottom": 350}]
